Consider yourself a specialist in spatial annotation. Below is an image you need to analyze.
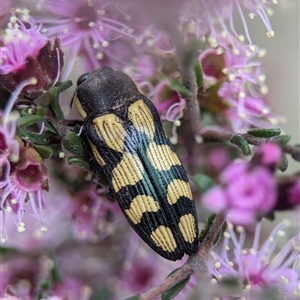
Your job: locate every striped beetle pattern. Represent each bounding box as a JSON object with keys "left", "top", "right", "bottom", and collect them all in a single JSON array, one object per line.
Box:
[{"left": 74, "top": 68, "right": 199, "bottom": 261}]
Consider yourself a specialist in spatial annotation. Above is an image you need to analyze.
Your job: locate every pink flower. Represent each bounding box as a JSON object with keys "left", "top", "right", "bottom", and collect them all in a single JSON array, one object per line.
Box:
[
  {"left": 51, "top": 278, "right": 92, "bottom": 300},
  {"left": 34, "top": 0, "right": 137, "bottom": 76},
  {"left": 181, "top": 0, "right": 275, "bottom": 46},
  {"left": 198, "top": 36, "right": 280, "bottom": 132},
  {"left": 0, "top": 16, "right": 47, "bottom": 74},
  {"left": 0, "top": 256, "right": 49, "bottom": 299},
  {"left": 288, "top": 178, "right": 300, "bottom": 206},
  {"left": 202, "top": 161, "right": 277, "bottom": 225},
  {"left": 1, "top": 79, "right": 49, "bottom": 241},
  {"left": 252, "top": 142, "right": 282, "bottom": 170},
  {"left": 71, "top": 187, "right": 122, "bottom": 241},
  {"left": 208, "top": 220, "right": 300, "bottom": 299},
  {"left": 0, "top": 16, "right": 64, "bottom": 99}
]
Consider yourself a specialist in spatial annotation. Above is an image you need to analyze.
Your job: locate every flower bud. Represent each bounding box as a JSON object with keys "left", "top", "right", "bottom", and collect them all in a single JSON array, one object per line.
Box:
[{"left": 0, "top": 17, "right": 64, "bottom": 100}]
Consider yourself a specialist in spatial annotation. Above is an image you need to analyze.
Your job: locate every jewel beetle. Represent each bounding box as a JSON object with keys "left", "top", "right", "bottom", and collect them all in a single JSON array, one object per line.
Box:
[{"left": 73, "top": 67, "right": 199, "bottom": 261}]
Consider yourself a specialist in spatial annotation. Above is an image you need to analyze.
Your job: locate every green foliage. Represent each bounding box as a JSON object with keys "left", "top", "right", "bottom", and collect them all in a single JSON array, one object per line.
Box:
[
  {"left": 19, "top": 128, "right": 50, "bottom": 145},
  {"left": 291, "top": 144, "right": 300, "bottom": 162},
  {"left": 194, "top": 62, "right": 203, "bottom": 89},
  {"left": 66, "top": 156, "right": 92, "bottom": 171},
  {"left": 269, "top": 135, "right": 291, "bottom": 146},
  {"left": 18, "top": 114, "right": 46, "bottom": 128},
  {"left": 278, "top": 155, "right": 288, "bottom": 172},
  {"left": 34, "top": 145, "right": 54, "bottom": 159},
  {"left": 193, "top": 173, "right": 215, "bottom": 193},
  {"left": 247, "top": 128, "right": 281, "bottom": 138},
  {"left": 199, "top": 213, "right": 221, "bottom": 244},
  {"left": 258, "top": 287, "right": 282, "bottom": 300},
  {"left": 47, "top": 80, "right": 72, "bottom": 120},
  {"left": 122, "top": 296, "right": 141, "bottom": 300},
  {"left": 169, "top": 78, "right": 192, "bottom": 97},
  {"left": 220, "top": 277, "right": 240, "bottom": 288},
  {"left": 0, "top": 246, "right": 17, "bottom": 254},
  {"left": 62, "top": 131, "right": 85, "bottom": 156},
  {"left": 231, "top": 135, "right": 251, "bottom": 156},
  {"left": 161, "top": 268, "right": 191, "bottom": 300}
]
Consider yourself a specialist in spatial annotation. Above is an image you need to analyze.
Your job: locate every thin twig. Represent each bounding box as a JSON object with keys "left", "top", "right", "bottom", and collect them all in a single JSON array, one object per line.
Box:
[{"left": 201, "top": 130, "right": 298, "bottom": 157}]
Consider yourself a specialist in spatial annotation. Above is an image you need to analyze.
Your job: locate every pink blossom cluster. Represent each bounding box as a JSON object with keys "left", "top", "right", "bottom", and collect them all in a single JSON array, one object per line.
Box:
[{"left": 0, "top": 1, "right": 299, "bottom": 299}]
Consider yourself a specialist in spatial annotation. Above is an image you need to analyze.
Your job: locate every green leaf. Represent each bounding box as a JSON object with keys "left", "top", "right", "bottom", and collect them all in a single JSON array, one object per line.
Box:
[
  {"left": 48, "top": 80, "right": 73, "bottom": 120},
  {"left": 291, "top": 145, "right": 300, "bottom": 162},
  {"left": 161, "top": 273, "right": 190, "bottom": 300},
  {"left": 56, "top": 80, "right": 73, "bottom": 94},
  {"left": 169, "top": 78, "right": 192, "bottom": 98},
  {"left": 199, "top": 213, "right": 221, "bottom": 244},
  {"left": 220, "top": 277, "right": 240, "bottom": 288},
  {"left": 62, "top": 131, "right": 85, "bottom": 155},
  {"left": 231, "top": 135, "right": 251, "bottom": 156},
  {"left": 122, "top": 296, "right": 141, "bottom": 300},
  {"left": 20, "top": 107, "right": 33, "bottom": 116},
  {"left": 18, "top": 115, "right": 46, "bottom": 128},
  {"left": 49, "top": 93, "right": 64, "bottom": 121},
  {"left": 258, "top": 287, "right": 282, "bottom": 300},
  {"left": 247, "top": 128, "right": 281, "bottom": 138},
  {"left": 0, "top": 246, "right": 17, "bottom": 254},
  {"left": 34, "top": 145, "right": 54, "bottom": 159},
  {"left": 44, "top": 122, "right": 58, "bottom": 134},
  {"left": 36, "top": 105, "right": 48, "bottom": 117},
  {"left": 269, "top": 135, "right": 291, "bottom": 146},
  {"left": 194, "top": 62, "right": 203, "bottom": 89},
  {"left": 19, "top": 128, "right": 50, "bottom": 145},
  {"left": 193, "top": 173, "right": 215, "bottom": 193},
  {"left": 67, "top": 156, "right": 91, "bottom": 171},
  {"left": 278, "top": 155, "right": 288, "bottom": 172}
]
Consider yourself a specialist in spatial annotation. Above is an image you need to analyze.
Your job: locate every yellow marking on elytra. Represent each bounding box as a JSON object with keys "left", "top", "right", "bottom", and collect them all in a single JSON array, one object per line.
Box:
[
  {"left": 125, "top": 195, "right": 160, "bottom": 224},
  {"left": 178, "top": 214, "right": 197, "bottom": 243},
  {"left": 147, "top": 141, "right": 181, "bottom": 171},
  {"left": 111, "top": 152, "right": 144, "bottom": 192},
  {"left": 88, "top": 139, "right": 105, "bottom": 166},
  {"left": 128, "top": 99, "right": 155, "bottom": 139},
  {"left": 150, "top": 226, "right": 177, "bottom": 252},
  {"left": 74, "top": 94, "right": 87, "bottom": 119},
  {"left": 167, "top": 179, "right": 193, "bottom": 205},
  {"left": 93, "top": 114, "right": 125, "bottom": 152}
]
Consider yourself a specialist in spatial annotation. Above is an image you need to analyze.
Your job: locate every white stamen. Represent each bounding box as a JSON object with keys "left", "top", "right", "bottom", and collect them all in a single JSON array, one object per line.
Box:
[
  {"left": 102, "top": 41, "right": 109, "bottom": 47},
  {"left": 238, "top": 92, "right": 246, "bottom": 98},
  {"left": 238, "top": 34, "right": 245, "bottom": 42},
  {"left": 258, "top": 74, "right": 266, "bottom": 82},
  {"left": 40, "top": 226, "right": 48, "bottom": 232},
  {"left": 236, "top": 226, "right": 244, "bottom": 233},
  {"left": 224, "top": 232, "right": 231, "bottom": 239},
  {"left": 249, "top": 45, "right": 256, "bottom": 52},
  {"left": 249, "top": 13, "right": 255, "bottom": 19},
  {"left": 280, "top": 276, "right": 289, "bottom": 285},
  {"left": 96, "top": 52, "right": 104, "bottom": 60},
  {"left": 174, "top": 120, "right": 181, "bottom": 127},
  {"left": 169, "top": 136, "right": 177, "bottom": 144},
  {"left": 195, "top": 135, "right": 203, "bottom": 144},
  {"left": 259, "top": 85, "right": 269, "bottom": 94},
  {"left": 59, "top": 152, "right": 65, "bottom": 158},
  {"left": 245, "top": 285, "right": 251, "bottom": 291}
]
